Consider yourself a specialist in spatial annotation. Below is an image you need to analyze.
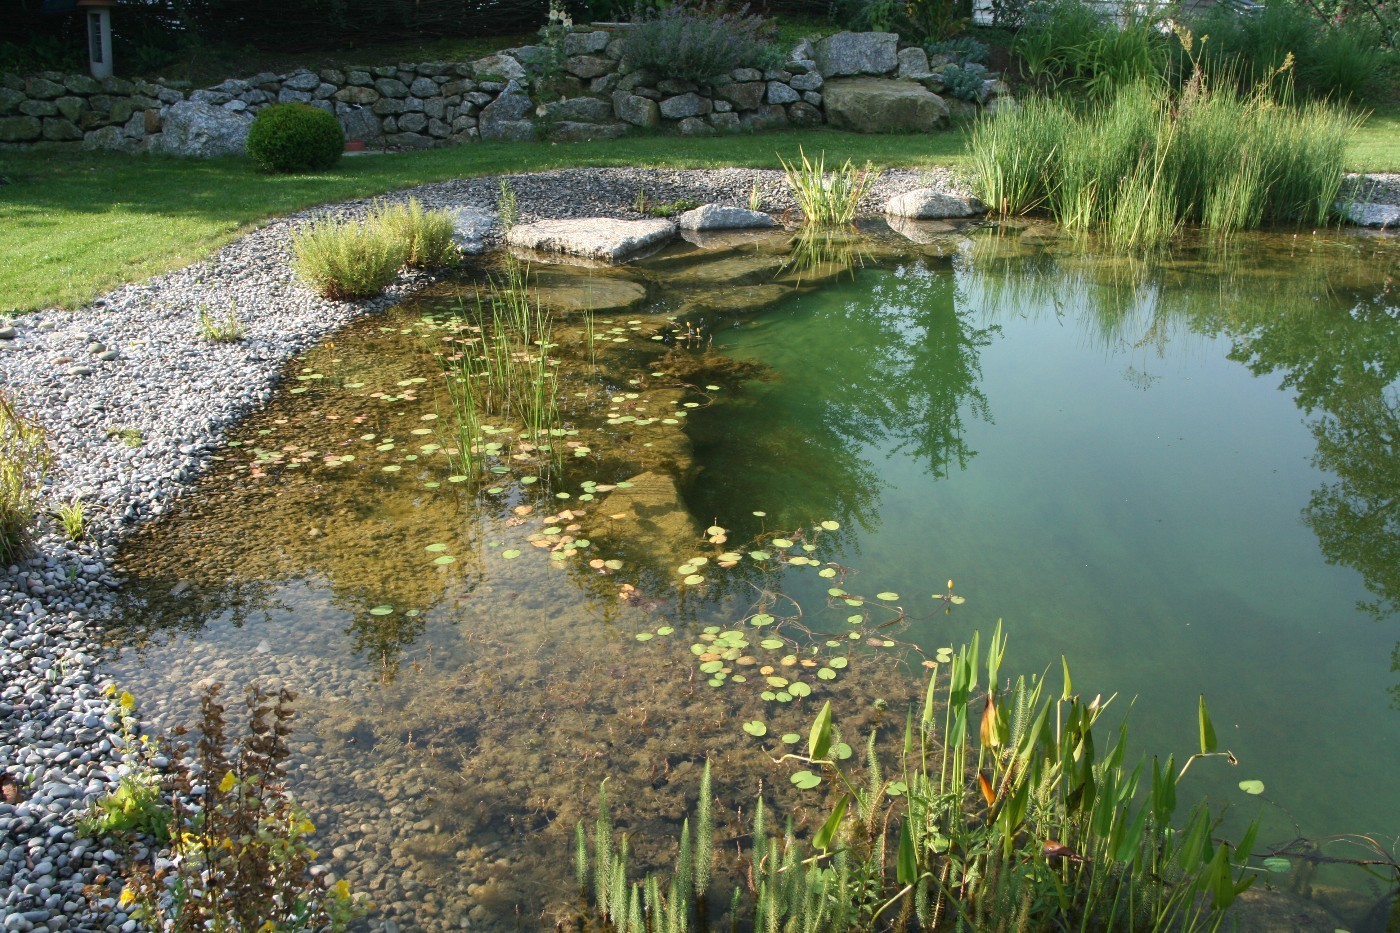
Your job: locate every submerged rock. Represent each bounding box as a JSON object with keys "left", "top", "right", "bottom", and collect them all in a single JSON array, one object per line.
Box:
[
  {"left": 528, "top": 268, "right": 648, "bottom": 312},
  {"left": 1336, "top": 201, "right": 1400, "bottom": 228},
  {"left": 590, "top": 471, "right": 701, "bottom": 566}
]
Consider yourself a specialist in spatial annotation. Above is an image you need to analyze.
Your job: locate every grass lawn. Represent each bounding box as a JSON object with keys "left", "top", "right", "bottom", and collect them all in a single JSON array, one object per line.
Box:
[
  {"left": 2, "top": 103, "right": 1396, "bottom": 315},
  {"left": 0, "top": 130, "right": 967, "bottom": 314}
]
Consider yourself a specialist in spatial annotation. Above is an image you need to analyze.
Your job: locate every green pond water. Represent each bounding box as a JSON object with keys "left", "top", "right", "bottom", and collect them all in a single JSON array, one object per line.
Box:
[{"left": 103, "top": 224, "right": 1400, "bottom": 930}]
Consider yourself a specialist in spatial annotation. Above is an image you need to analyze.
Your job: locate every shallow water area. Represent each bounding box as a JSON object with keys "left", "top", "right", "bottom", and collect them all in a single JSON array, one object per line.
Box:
[{"left": 102, "top": 225, "right": 1400, "bottom": 930}]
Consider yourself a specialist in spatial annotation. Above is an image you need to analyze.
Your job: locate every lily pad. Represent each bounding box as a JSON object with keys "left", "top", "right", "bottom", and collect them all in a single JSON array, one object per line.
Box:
[
  {"left": 876, "top": 592, "right": 899, "bottom": 601},
  {"left": 1238, "top": 780, "right": 1265, "bottom": 795},
  {"left": 742, "top": 721, "right": 767, "bottom": 737},
  {"left": 820, "top": 520, "right": 840, "bottom": 530},
  {"left": 635, "top": 632, "right": 654, "bottom": 642},
  {"left": 369, "top": 605, "right": 394, "bottom": 616},
  {"left": 432, "top": 555, "right": 456, "bottom": 565},
  {"left": 828, "top": 657, "right": 849, "bottom": 669},
  {"left": 790, "top": 771, "right": 821, "bottom": 790},
  {"left": 501, "top": 549, "right": 522, "bottom": 560},
  {"left": 760, "top": 639, "right": 784, "bottom": 650},
  {"left": 781, "top": 733, "right": 801, "bottom": 744},
  {"left": 817, "top": 668, "right": 836, "bottom": 680}
]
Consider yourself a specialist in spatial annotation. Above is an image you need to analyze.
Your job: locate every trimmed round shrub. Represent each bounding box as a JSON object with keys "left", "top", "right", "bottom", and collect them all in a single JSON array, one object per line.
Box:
[{"left": 246, "top": 103, "right": 344, "bottom": 173}]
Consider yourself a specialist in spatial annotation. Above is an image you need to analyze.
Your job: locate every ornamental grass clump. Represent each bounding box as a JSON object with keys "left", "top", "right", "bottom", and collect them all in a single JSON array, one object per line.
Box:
[
  {"left": 780, "top": 148, "right": 877, "bottom": 227},
  {"left": 291, "top": 214, "right": 407, "bottom": 300},
  {"left": 970, "top": 48, "right": 1360, "bottom": 249},
  {"left": 367, "top": 197, "right": 458, "bottom": 269},
  {"left": 0, "top": 391, "right": 51, "bottom": 563},
  {"left": 623, "top": 2, "right": 777, "bottom": 82}
]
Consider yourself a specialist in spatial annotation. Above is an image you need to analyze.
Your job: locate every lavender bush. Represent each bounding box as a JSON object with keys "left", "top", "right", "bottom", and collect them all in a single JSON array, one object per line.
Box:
[{"left": 622, "top": 2, "right": 778, "bottom": 81}]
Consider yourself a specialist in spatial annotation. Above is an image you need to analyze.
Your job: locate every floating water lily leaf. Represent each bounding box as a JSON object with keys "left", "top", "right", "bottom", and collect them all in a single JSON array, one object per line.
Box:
[
  {"left": 829, "top": 657, "right": 849, "bottom": 669},
  {"left": 1238, "top": 780, "right": 1265, "bottom": 795},
  {"left": 772, "top": 538, "right": 793, "bottom": 548},
  {"left": 750, "top": 613, "right": 775, "bottom": 627},
  {"left": 935, "top": 648, "right": 954, "bottom": 663},
  {"left": 765, "top": 676, "right": 789, "bottom": 688},
  {"left": 425, "top": 543, "right": 449, "bottom": 553},
  {"left": 752, "top": 511, "right": 766, "bottom": 517},
  {"left": 760, "top": 691, "right": 776, "bottom": 701},
  {"left": 789, "top": 681, "right": 812, "bottom": 698},
  {"left": 707, "top": 525, "right": 726, "bottom": 536},
  {"left": 833, "top": 742, "right": 852, "bottom": 760},
  {"left": 819, "top": 568, "right": 837, "bottom": 578},
  {"left": 742, "top": 721, "right": 767, "bottom": 737},
  {"left": 656, "top": 626, "right": 674, "bottom": 636},
  {"left": 684, "top": 574, "right": 705, "bottom": 585},
  {"left": 817, "top": 668, "right": 836, "bottom": 681},
  {"left": 381, "top": 465, "right": 401, "bottom": 472},
  {"left": 636, "top": 632, "right": 654, "bottom": 642},
  {"left": 791, "top": 771, "right": 821, "bottom": 790},
  {"left": 432, "top": 555, "right": 456, "bottom": 566},
  {"left": 520, "top": 476, "right": 538, "bottom": 485},
  {"left": 369, "top": 605, "right": 394, "bottom": 616},
  {"left": 775, "top": 691, "right": 793, "bottom": 702},
  {"left": 887, "top": 782, "right": 908, "bottom": 797},
  {"left": 876, "top": 592, "right": 899, "bottom": 601},
  {"left": 449, "top": 475, "right": 469, "bottom": 483},
  {"left": 749, "top": 550, "right": 771, "bottom": 561},
  {"left": 781, "top": 733, "right": 801, "bottom": 744},
  {"left": 1262, "top": 857, "right": 1291, "bottom": 874},
  {"left": 708, "top": 678, "right": 725, "bottom": 687},
  {"left": 820, "top": 520, "right": 840, "bottom": 530},
  {"left": 501, "top": 549, "right": 522, "bottom": 560},
  {"left": 760, "top": 638, "right": 784, "bottom": 650},
  {"left": 700, "top": 660, "right": 724, "bottom": 674}
]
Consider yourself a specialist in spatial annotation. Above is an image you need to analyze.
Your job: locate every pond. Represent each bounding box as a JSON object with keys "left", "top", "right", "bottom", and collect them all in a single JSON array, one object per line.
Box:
[{"left": 103, "top": 221, "right": 1400, "bottom": 930}]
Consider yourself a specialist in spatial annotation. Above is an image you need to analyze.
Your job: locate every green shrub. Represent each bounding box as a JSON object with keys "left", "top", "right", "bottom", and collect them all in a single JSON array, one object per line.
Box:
[
  {"left": 970, "top": 71, "right": 1361, "bottom": 248},
  {"left": 622, "top": 2, "right": 777, "bottom": 82},
  {"left": 291, "top": 215, "right": 407, "bottom": 300},
  {"left": 927, "top": 35, "right": 990, "bottom": 64},
  {"left": 0, "top": 392, "right": 51, "bottom": 564},
  {"left": 1189, "top": 1, "right": 1386, "bottom": 99},
  {"left": 367, "top": 197, "right": 459, "bottom": 269},
  {"left": 1015, "top": 0, "right": 1170, "bottom": 97},
  {"left": 245, "top": 103, "right": 344, "bottom": 174},
  {"left": 940, "top": 61, "right": 990, "bottom": 100}
]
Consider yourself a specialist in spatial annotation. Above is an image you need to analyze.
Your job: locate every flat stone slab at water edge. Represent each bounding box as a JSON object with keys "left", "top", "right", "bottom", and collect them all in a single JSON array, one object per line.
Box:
[
  {"left": 884, "top": 188, "right": 984, "bottom": 219},
  {"left": 675, "top": 204, "right": 778, "bottom": 231},
  {"left": 506, "top": 217, "right": 677, "bottom": 262}
]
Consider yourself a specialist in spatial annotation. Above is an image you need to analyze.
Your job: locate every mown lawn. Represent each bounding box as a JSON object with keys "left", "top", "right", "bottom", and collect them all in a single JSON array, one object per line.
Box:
[{"left": 1, "top": 107, "right": 1395, "bottom": 314}]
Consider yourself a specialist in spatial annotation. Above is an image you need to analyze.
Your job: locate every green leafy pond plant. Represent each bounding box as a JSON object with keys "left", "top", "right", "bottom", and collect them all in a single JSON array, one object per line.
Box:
[{"left": 577, "top": 624, "right": 1266, "bottom": 931}]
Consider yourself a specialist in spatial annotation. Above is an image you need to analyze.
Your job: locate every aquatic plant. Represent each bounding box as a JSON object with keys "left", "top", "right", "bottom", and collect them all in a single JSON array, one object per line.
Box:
[
  {"left": 53, "top": 496, "right": 86, "bottom": 541},
  {"left": 579, "top": 626, "right": 1262, "bottom": 930},
  {"left": 196, "top": 302, "right": 245, "bottom": 343},
  {"left": 0, "top": 391, "right": 51, "bottom": 562},
  {"left": 367, "top": 197, "right": 458, "bottom": 270},
  {"left": 429, "top": 257, "right": 562, "bottom": 475},
  {"left": 119, "top": 683, "right": 367, "bottom": 932},
  {"left": 779, "top": 149, "right": 877, "bottom": 227},
  {"left": 970, "top": 48, "right": 1361, "bottom": 247},
  {"left": 290, "top": 214, "right": 408, "bottom": 301},
  {"left": 498, "top": 179, "right": 519, "bottom": 230}
]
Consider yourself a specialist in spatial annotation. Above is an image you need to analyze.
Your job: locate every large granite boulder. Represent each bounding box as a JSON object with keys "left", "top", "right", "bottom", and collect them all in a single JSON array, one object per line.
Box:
[
  {"left": 471, "top": 53, "right": 527, "bottom": 81},
  {"left": 675, "top": 204, "right": 777, "bottom": 231},
  {"left": 1337, "top": 200, "right": 1400, "bottom": 228},
  {"left": 507, "top": 217, "right": 677, "bottom": 262},
  {"left": 479, "top": 84, "right": 536, "bottom": 142},
  {"left": 814, "top": 32, "right": 899, "bottom": 77},
  {"left": 884, "top": 188, "right": 983, "bottom": 218},
  {"left": 822, "top": 78, "right": 948, "bottom": 133},
  {"left": 151, "top": 100, "right": 252, "bottom": 157},
  {"left": 612, "top": 92, "right": 660, "bottom": 128}
]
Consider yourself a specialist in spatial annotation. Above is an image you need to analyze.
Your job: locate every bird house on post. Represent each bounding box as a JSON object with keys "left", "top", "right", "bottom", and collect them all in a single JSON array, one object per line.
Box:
[{"left": 77, "top": 0, "right": 117, "bottom": 79}]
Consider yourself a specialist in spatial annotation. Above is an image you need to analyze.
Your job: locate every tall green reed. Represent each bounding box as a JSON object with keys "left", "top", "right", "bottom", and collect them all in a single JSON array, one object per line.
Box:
[
  {"left": 431, "top": 257, "right": 561, "bottom": 476},
  {"left": 0, "top": 392, "right": 52, "bottom": 562},
  {"left": 779, "top": 148, "right": 877, "bottom": 227},
  {"left": 970, "top": 53, "right": 1360, "bottom": 248}
]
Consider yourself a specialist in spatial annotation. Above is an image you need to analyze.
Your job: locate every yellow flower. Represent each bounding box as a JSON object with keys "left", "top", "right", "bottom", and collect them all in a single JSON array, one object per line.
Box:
[{"left": 118, "top": 887, "right": 136, "bottom": 908}]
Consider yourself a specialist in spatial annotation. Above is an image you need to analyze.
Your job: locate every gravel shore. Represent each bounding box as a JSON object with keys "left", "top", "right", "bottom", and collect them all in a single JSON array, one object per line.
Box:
[{"left": 1, "top": 163, "right": 1394, "bottom": 932}]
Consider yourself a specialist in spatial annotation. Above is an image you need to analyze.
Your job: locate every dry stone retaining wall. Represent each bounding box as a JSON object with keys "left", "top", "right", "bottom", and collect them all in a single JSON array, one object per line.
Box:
[{"left": 0, "top": 29, "right": 1014, "bottom": 156}]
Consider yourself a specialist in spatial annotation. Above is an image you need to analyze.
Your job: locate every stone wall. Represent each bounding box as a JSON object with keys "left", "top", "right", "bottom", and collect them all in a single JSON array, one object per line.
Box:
[{"left": 0, "top": 29, "right": 1014, "bottom": 157}]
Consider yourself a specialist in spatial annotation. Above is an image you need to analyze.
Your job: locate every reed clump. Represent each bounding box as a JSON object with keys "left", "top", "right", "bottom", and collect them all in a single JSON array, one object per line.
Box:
[
  {"left": 971, "top": 56, "right": 1360, "bottom": 248},
  {"left": 780, "top": 148, "right": 877, "bottom": 227},
  {"left": 0, "top": 391, "right": 52, "bottom": 563},
  {"left": 367, "top": 197, "right": 458, "bottom": 269},
  {"left": 292, "top": 197, "right": 460, "bottom": 300}
]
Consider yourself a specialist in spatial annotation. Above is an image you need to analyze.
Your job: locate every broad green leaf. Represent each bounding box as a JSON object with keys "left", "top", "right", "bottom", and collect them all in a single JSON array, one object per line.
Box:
[
  {"left": 1198, "top": 695, "right": 1218, "bottom": 755},
  {"left": 814, "top": 796, "right": 849, "bottom": 852},
  {"left": 897, "top": 820, "right": 917, "bottom": 885},
  {"left": 809, "top": 701, "right": 833, "bottom": 761}
]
